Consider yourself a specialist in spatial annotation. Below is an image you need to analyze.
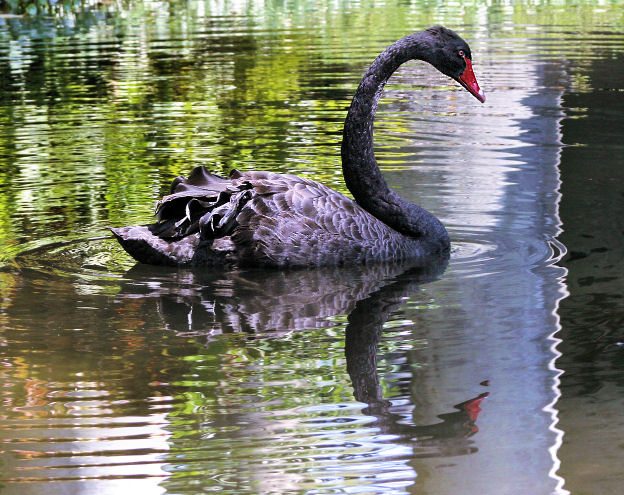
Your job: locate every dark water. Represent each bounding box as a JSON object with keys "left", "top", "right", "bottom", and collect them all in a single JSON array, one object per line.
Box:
[{"left": 0, "top": 1, "right": 623, "bottom": 494}]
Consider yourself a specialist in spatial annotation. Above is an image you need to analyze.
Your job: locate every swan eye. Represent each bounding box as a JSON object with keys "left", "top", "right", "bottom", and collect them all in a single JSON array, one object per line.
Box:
[{"left": 458, "top": 50, "right": 465, "bottom": 58}]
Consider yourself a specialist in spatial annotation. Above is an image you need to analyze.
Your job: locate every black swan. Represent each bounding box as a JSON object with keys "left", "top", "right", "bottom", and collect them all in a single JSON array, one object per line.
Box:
[{"left": 111, "top": 26, "right": 485, "bottom": 267}]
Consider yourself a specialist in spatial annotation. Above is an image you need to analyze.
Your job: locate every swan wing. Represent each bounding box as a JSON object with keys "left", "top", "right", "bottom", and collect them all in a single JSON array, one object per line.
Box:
[
  {"left": 224, "top": 170, "right": 400, "bottom": 266},
  {"left": 111, "top": 166, "right": 403, "bottom": 267}
]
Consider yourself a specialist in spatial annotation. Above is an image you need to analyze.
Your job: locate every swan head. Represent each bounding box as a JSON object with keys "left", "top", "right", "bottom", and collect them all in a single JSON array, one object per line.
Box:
[{"left": 422, "top": 26, "right": 486, "bottom": 103}]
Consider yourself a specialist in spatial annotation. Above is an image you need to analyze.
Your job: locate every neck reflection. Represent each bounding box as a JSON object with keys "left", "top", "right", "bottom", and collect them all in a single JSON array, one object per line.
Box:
[{"left": 120, "top": 254, "right": 487, "bottom": 456}]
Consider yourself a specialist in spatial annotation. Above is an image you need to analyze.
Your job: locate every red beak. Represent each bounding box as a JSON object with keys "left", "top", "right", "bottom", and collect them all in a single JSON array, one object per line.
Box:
[{"left": 457, "top": 58, "right": 486, "bottom": 103}]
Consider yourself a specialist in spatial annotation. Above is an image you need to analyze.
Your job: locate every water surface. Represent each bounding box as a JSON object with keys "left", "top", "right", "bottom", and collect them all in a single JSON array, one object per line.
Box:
[{"left": 0, "top": 1, "right": 623, "bottom": 494}]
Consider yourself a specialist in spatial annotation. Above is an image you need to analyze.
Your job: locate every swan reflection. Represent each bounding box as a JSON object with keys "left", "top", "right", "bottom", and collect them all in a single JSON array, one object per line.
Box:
[{"left": 117, "top": 256, "right": 487, "bottom": 456}]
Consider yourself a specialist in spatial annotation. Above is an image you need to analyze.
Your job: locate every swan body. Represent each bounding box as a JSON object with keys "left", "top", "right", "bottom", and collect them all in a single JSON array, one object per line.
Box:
[{"left": 111, "top": 26, "right": 485, "bottom": 268}]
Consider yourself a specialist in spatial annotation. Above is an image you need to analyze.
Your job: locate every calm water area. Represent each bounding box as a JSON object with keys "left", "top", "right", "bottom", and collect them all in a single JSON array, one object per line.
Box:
[{"left": 0, "top": 1, "right": 623, "bottom": 493}]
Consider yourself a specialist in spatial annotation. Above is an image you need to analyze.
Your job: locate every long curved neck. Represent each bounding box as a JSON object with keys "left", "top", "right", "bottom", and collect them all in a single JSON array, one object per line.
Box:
[{"left": 341, "top": 33, "right": 449, "bottom": 249}]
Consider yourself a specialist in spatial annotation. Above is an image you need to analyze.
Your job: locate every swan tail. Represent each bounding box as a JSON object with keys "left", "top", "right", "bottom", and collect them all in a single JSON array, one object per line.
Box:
[
  {"left": 110, "top": 166, "right": 252, "bottom": 266},
  {"left": 109, "top": 226, "right": 201, "bottom": 266},
  {"left": 109, "top": 226, "right": 231, "bottom": 267}
]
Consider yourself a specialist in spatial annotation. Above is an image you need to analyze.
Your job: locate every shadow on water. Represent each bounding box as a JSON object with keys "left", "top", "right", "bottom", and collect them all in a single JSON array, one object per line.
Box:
[{"left": 117, "top": 255, "right": 487, "bottom": 458}]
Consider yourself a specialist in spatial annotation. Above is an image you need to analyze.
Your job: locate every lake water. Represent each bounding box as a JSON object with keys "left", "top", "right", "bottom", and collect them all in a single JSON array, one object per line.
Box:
[{"left": 0, "top": 1, "right": 623, "bottom": 494}]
